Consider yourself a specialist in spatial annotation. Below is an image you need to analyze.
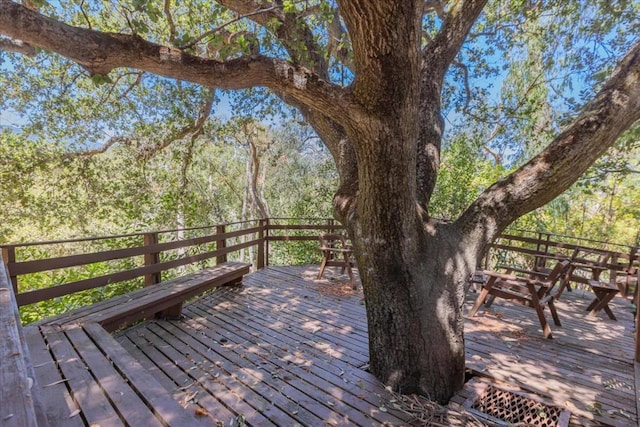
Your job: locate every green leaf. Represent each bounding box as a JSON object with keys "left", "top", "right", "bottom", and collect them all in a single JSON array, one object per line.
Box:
[{"left": 89, "top": 74, "right": 114, "bottom": 86}]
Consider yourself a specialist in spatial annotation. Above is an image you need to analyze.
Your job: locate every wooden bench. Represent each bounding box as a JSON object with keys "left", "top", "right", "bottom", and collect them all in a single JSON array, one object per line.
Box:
[
  {"left": 586, "top": 280, "right": 620, "bottom": 320},
  {"left": 36, "top": 261, "right": 251, "bottom": 332},
  {"left": 24, "top": 322, "right": 201, "bottom": 427},
  {"left": 317, "top": 233, "right": 355, "bottom": 282},
  {"left": 469, "top": 260, "right": 570, "bottom": 338}
]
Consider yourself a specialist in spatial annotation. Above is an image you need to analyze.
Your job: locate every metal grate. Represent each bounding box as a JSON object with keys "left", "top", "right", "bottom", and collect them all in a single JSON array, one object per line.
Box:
[{"left": 466, "top": 383, "right": 570, "bottom": 427}]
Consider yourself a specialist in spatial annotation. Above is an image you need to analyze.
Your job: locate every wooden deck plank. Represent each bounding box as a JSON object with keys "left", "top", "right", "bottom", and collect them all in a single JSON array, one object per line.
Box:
[
  {"left": 211, "top": 286, "right": 370, "bottom": 367},
  {"left": 227, "top": 273, "right": 370, "bottom": 342},
  {"left": 22, "top": 326, "right": 84, "bottom": 427},
  {"left": 183, "top": 300, "right": 385, "bottom": 409},
  {"left": 83, "top": 322, "right": 202, "bottom": 427},
  {"left": 40, "top": 325, "right": 125, "bottom": 427},
  {"left": 62, "top": 325, "right": 165, "bottom": 427},
  {"left": 178, "top": 305, "right": 406, "bottom": 425},
  {"left": 151, "top": 320, "right": 338, "bottom": 426},
  {"left": 117, "top": 330, "right": 234, "bottom": 425},
  {"left": 132, "top": 321, "right": 281, "bottom": 426},
  {"left": 191, "top": 287, "right": 386, "bottom": 391}
]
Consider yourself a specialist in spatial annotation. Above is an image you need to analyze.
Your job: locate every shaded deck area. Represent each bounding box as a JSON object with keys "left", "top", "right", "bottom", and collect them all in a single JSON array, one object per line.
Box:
[{"left": 110, "top": 265, "right": 637, "bottom": 426}]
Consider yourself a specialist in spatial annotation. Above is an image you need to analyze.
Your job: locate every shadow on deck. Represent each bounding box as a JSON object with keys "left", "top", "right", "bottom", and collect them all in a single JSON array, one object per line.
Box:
[
  {"left": 29, "top": 265, "right": 638, "bottom": 426},
  {"left": 115, "top": 265, "right": 478, "bottom": 426},
  {"left": 462, "top": 277, "right": 638, "bottom": 426}
]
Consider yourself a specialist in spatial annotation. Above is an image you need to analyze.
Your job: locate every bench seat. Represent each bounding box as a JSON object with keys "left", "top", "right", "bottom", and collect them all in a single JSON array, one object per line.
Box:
[{"left": 36, "top": 262, "right": 250, "bottom": 332}]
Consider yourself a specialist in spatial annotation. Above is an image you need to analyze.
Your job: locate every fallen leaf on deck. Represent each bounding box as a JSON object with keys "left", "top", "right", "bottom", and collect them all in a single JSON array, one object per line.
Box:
[
  {"left": 194, "top": 407, "right": 209, "bottom": 417},
  {"left": 44, "top": 379, "right": 70, "bottom": 387}
]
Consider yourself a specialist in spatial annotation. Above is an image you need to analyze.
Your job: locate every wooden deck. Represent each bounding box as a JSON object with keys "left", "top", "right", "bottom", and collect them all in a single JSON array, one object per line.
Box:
[{"left": 108, "top": 265, "right": 638, "bottom": 426}]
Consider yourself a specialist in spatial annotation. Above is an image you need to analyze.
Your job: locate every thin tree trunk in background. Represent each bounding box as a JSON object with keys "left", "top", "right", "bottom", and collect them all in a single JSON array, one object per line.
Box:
[{"left": 176, "top": 207, "right": 186, "bottom": 274}]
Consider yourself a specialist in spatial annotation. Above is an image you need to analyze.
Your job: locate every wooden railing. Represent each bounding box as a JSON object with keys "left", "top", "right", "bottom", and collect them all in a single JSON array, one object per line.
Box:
[
  {"left": 0, "top": 218, "right": 345, "bottom": 308},
  {"left": 0, "top": 253, "right": 44, "bottom": 426},
  {"left": 485, "top": 230, "right": 639, "bottom": 289}
]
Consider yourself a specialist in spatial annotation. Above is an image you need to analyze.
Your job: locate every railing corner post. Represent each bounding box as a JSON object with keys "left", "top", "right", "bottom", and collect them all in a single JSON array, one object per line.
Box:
[
  {"left": 257, "top": 219, "right": 267, "bottom": 270},
  {"left": 216, "top": 225, "right": 227, "bottom": 265},
  {"left": 1, "top": 246, "right": 18, "bottom": 295},
  {"left": 143, "top": 232, "right": 161, "bottom": 286}
]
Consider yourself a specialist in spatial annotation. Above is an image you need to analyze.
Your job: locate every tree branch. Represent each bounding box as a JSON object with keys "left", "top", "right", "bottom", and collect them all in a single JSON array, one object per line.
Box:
[
  {"left": 63, "top": 136, "right": 132, "bottom": 159},
  {"left": 163, "top": 0, "right": 177, "bottom": 44},
  {"left": 178, "top": 5, "right": 277, "bottom": 50},
  {"left": 218, "top": 0, "right": 329, "bottom": 77},
  {"left": 66, "top": 89, "right": 215, "bottom": 159},
  {"left": 152, "top": 89, "right": 216, "bottom": 153},
  {"left": 0, "top": 37, "right": 36, "bottom": 55},
  {"left": 0, "top": 1, "right": 353, "bottom": 125},
  {"left": 79, "top": 0, "right": 93, "bottom": 30},
  {"left": 459, "top": 40, "right": 640, "bottom": 242},
  {"left": 423, "top": 0, "right": 487, "bottom": 78},
  {"left": 422, "top": 1, "right": 445, "bottom": 19},
  {"left": 416, "top": 0, "right": 487, "bottom": 211},
  {"left": 325, "top": 7, "right": 353, "bottom": 72},
  {"left": 452, "top": 59, "right": 470, "bottom": 110}
]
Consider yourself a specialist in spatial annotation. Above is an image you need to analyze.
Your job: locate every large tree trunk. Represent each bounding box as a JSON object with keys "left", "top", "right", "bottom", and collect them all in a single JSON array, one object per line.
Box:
[
  {"left": 347, "top": 203, "right": 482, "bottom": 402},
  {"left": 355, "top": 224, "right": 475, "bottom": 402}
]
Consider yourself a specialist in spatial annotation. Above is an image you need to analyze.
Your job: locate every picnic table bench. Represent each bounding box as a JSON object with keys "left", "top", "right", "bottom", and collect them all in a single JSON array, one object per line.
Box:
[
  {"left": 586, "top": 279, "right": 620, "bottom": 320},
  {"left": 469, "top": 260, "right": 570, "bottom": 338}
]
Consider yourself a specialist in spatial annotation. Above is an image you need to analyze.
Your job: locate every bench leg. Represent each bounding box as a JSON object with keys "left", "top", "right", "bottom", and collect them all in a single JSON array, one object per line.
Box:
[
  {"left": 586, "top": 290, "right": 618, "bottom": 320},
  {"left": 157, "top": 303, "right": 183, "bottom": 320},
  {"left": 548, "top": 299, "right": 562, "bottom": 326},
  {"left": 534, "top": 304, "right": 553, "bottom": 339},
  {"left": 468, "top": 287, "right": 491, "bottom": 317},
  {"left": 317, "top": 256, "right": 329, "bottom": 280}
]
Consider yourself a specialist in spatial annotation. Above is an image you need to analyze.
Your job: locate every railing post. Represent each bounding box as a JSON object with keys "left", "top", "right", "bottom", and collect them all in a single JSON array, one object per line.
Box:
[
  {"left": 636, "top": 259, "right": 640, "bottom": 362},
  {"left": 216, "top": 225, "right": 227, "bottom": 265},
  {"left": 327, "top": 218, "right": 335, "bottom": 234},
  {"left": 143, "top": 232, "right": 161, "bottom": 287},
  {"left": 265, "top": 218, "right": 270, "bottom": 267},
  {"left": 1, "top": 246, "right": 18, "bottom": 294},
  {"left": 257, "top": 219, "right": 266, "bottom": 269}
]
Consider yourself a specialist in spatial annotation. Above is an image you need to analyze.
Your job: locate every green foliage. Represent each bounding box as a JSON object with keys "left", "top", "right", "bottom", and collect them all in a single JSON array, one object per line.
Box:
[{"left": 430, "top": 134, "right": 507, "bottom": 219}]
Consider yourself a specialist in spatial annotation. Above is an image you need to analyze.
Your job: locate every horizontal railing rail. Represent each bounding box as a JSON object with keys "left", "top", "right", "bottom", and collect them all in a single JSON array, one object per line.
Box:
[{"left": 487, "top": 232, "right": 639, "bottom": 272}]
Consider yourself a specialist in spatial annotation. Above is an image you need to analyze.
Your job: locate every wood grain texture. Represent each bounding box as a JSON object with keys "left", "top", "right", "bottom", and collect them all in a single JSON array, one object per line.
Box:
[
  {"left": 0, "top": 255, "right": 40, "bottom": 427},
  {"left": 37, "top": 262, "right": 250, "bottom": 332}
]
